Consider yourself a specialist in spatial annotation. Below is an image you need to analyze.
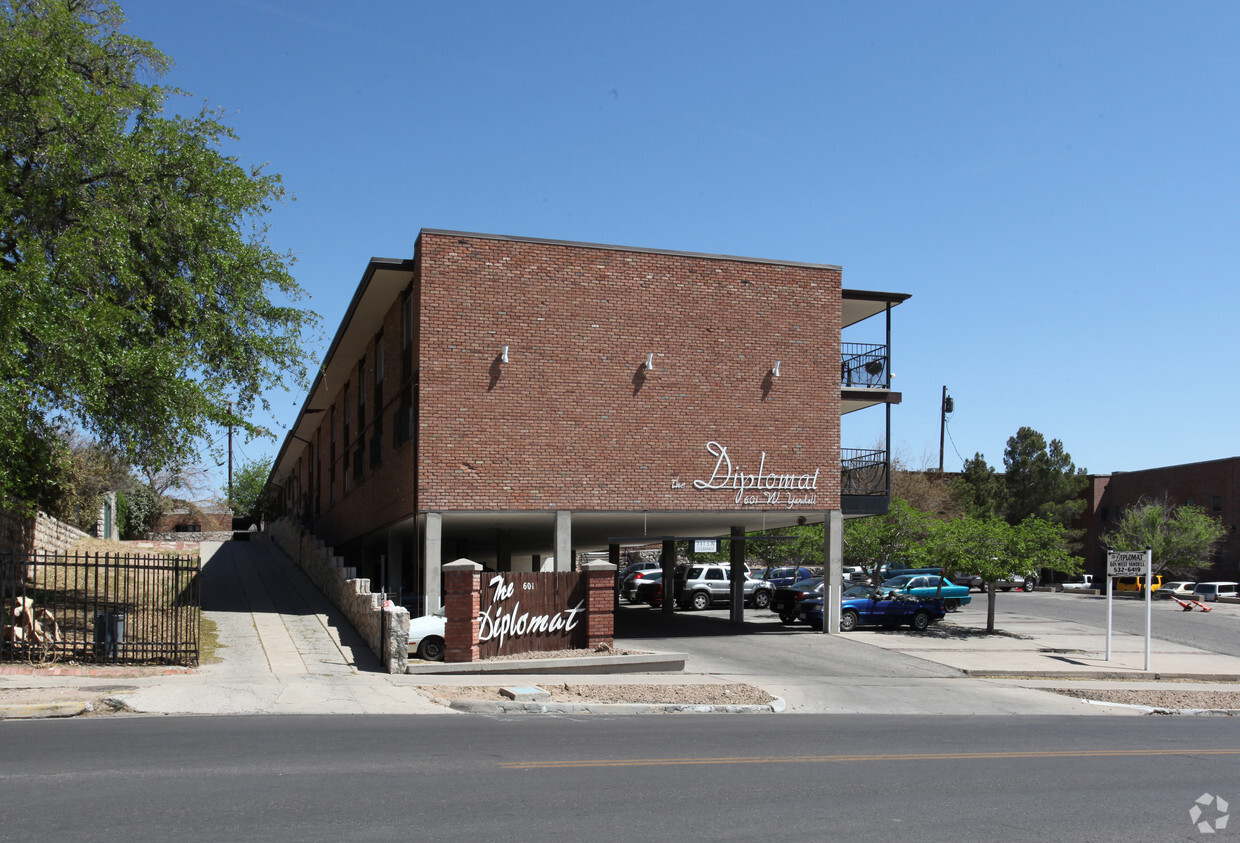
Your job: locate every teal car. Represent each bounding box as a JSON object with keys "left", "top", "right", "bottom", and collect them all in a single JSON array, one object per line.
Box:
[{"left": 879, "top": 574, "right": 971, "bottom": 611}]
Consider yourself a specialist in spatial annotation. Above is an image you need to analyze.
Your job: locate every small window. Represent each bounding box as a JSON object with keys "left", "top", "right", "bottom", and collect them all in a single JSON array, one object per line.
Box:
[
  {"left": 1211, "top": 495, "right": 1223, "bottom": 514},
  {"left": 1185, "top": 498, "right": 1195, "bottom": 507},
  {"left": 1100, "top": 507, "right": 1108, "bottom": 522}
]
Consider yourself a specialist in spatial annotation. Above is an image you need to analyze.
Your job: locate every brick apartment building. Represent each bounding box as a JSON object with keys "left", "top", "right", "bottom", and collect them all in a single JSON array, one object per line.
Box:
[
  {"left": 1079, "top": 457, "right": 1239, "bottom": 580},
  {"left": 266, "top": 230, "right": 907, "bottom": 619}
]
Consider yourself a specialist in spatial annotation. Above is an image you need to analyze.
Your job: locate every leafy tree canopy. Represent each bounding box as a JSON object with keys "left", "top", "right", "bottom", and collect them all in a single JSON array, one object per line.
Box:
[
  {"left": 0, "top": 0, "right": 317, "bottom": 505},
  {"left": 227, "top": 455, "right": 274, "bottom": 521},
  {"left": 915, "top": 514, "right": 1081, "bottom": 632},
  {"left": 843, "top": 498, "right": 930, "bottom": 579},
  {"left": 1001, "top": 427, "right": 1086, "bottom": 526},
  {"left": 1102, "top": 498, "right": 1227, "bottom": 577}
]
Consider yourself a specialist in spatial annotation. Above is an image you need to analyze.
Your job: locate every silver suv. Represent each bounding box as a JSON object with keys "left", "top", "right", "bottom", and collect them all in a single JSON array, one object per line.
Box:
[{"left": 674, "top": 564, "right": 772, "bottom": 611}]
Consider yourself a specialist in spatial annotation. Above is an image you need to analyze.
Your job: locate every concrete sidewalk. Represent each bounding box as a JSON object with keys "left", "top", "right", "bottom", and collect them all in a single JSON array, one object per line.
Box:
[{"left": 856, "top": 604, "right": 1240, "bottom": 680}]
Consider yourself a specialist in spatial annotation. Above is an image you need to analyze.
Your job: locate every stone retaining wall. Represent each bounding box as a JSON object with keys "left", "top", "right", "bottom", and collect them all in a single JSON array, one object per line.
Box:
[
  {"left": 147, "top": 531, "right": 234, "bottom": 543},
  {"left": 268, "top": 517, "right": 408, "bottom": 674},
  {"left": 33, "top": 510, "right": 89, "bottom": 553}
]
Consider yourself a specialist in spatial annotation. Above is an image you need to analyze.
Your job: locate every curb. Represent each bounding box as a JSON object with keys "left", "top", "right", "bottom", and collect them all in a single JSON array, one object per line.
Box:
[
  {"left": 407, "top": 653, "right": 688, "bottom": 675},
  {"left": 0, "top": 701, "right": 92, "bottom": 720},
  {"left": 1077, "top": 698, "right": 1240, "bottom": 717},
  {"left": 446, "top": 695, "right": 786, "bottom": 715},
  {"left": 966, "top": 670, "right": 1240, "bottom": 682}
]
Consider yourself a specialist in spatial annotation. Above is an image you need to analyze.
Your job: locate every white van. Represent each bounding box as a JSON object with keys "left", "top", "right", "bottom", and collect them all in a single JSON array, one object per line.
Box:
[{"left": 1192, "top": 582, "right": 1239, "bottom": 602}]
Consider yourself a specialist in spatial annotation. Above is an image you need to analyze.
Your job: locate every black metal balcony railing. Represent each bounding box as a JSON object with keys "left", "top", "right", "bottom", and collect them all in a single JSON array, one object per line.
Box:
[
  {"left": 841, "top": 448, "right": 888, "bottom": 496},
  {"left": 841, "top": 343, "right": 889, "bottom": 388}
]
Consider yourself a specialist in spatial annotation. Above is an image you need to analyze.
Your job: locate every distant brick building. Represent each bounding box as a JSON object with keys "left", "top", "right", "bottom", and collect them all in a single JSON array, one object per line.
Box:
[
  {"left": 267, "top": 230, "right": 907, "bottom": 618},
  {"left": 1079, "top": 457, "right": 1239, "bottom": 579}
]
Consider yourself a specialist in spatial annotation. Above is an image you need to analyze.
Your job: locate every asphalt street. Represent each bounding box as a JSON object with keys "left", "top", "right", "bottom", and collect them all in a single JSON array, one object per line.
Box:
[
  {"left": 1000, "top": 590, "right": 1240, "bottom": 655},
  {"left": 1, "top": 714, "right": 1233, "bottom": 841}
]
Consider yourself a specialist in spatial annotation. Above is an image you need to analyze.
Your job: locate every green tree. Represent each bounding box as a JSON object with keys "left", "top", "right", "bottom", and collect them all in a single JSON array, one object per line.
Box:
[
  {"left": 227, "top": 456, "right": 274, "bottom": 521},
  {"left": 1002, "top": 427, "right": 1086, "bottom": 526},
  {"left": 918, "top": 514, "right": 1080, "bottom": 632},
  {"left": 843, "top": 498, "right": 930, "bottom": 581},
  {"left": 0, "top": 0, "right": 317, "bottom": 504},
  {"left": 951, "top": 452, "right": 1006, "bottom": 518},
  {"left": 1102, "top": 498, "right": 1227, "bottom": 578}
]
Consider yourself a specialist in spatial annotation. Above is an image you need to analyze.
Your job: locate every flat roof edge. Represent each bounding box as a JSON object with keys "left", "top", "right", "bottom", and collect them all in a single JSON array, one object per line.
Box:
[{"left": 420, "top": 229, "right": 843, "bottom": 271}]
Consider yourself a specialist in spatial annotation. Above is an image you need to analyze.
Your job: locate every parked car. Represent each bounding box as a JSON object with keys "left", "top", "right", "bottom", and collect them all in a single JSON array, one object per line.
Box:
[
  {"left": 621, "top": 569, "right": 662, "bottom": 603},
  {"left": 952, "top": 572, "right": 985, "bottom": 591},
  {"left": 674, "top": 564, "right": 772, "bottom": 610},
  {"left": 758, "top": 566, "right": 815, "bottom": 589},
  {"left": 879, "top": 574, "right": 971, "bottom": 611},
  {"left": 642, "top": 580, "right": 666, "bottom": 607},
  {"left": 616, "top": 560, "right": 661, "bottom": 593},
  {"left": 770, "top": 577, "right": 823, "bottom": 623},
  {"left": 1060, "top": 575, "right": 1096, "bottom": 592},
  {"left": 994, "top": 574, "right": 1038, "bottom": 592},
  {"left": 1116, "top": 575, "right": 1164, "bottom": 595},
  {"left": 408, "top": 607, "right": 446, "bottom": 661},
  {"left": 1155, "top": 581, "right": 1196, "bottom": 600},
  {"left": 1192, "top": 582, "right": 1239, "bottom": 603},
  {"left": 797, "top": 588, "right": 945, "bottom": 632}
]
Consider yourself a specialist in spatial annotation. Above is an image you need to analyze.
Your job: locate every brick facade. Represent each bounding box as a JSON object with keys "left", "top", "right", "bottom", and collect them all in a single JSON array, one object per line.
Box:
[
  {"left": 415, "top": 233, "right": 842, "bottom": 512},
  {"left": 266, "top": 229, "right": 904, "bottom": 639},
  {"left": 1080, "top": 458, "right": 1240, "bottom": 580}
]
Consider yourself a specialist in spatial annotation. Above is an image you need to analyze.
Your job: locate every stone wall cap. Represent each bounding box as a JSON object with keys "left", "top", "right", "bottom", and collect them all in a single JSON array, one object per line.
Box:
[
  {"left": 443, "top": 558, "right": 483, "bottom": 571},
  {"left": 583, "top": 561, "right": 618, "bottom": 571}
]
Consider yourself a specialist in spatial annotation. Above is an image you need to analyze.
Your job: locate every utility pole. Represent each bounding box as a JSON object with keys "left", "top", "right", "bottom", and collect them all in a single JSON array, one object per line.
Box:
[
  {"left": 227, "top": 401, "right": 234, "bottom": 502},
  {"left": 938, "top": 386, "right": 953, "bottom": 473}
]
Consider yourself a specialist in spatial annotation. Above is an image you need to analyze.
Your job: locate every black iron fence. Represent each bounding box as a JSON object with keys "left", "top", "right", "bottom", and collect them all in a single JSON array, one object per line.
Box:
[
  {"left": 842, "top": 448, "right": 889, "bottom": 496},
  {"left": 841, "top": 343, "right": 889, "bottom": 388},
  {"left": 1, "top": 551, "right": 200, "bottom": 667}
]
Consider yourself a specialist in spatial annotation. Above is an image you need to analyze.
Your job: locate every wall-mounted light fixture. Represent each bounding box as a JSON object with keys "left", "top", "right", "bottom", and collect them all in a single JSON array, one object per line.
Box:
[
  {"left": 500, "top": 345, "right": 509, "bottom": 363},
  {"left": 772, "top": 361, "right": 781, "bottom": 378},
  {"left": 645, "top": 353, "right": 654, "bottom": 370}
]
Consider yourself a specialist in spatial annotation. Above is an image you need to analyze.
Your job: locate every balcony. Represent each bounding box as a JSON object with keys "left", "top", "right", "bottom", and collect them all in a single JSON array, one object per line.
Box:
[
  {"left": 842, "top": 343, "right": 889, "bottom": 389},
  {"left": 842, "top": 448, "right": 889, "bottom": 516}
]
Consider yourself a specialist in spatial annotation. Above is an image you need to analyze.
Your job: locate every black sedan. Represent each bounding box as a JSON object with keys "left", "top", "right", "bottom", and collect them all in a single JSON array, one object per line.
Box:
[{"left": 770, "top": 577, "right": 823, "bottom": 624}]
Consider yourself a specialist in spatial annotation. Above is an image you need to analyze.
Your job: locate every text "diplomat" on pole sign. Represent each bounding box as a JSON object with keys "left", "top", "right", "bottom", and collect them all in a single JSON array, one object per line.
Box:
[{"left": 1106, "top": 550, "right": 1147, "bottom": 577}]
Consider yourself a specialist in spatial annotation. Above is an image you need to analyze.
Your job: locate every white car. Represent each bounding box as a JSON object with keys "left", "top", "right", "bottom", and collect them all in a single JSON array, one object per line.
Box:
[
  {"left": 408, "top": 607, "right": 446, "bottom": 661},
  {"left": 1155, "top": 581, "right": 1196, "bottom": 600}
]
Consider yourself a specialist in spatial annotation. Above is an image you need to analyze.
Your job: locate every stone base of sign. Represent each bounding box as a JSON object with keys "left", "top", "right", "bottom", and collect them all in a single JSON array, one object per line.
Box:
[{"left": 442, "top": 558, "right": 615, "bottom": 662}]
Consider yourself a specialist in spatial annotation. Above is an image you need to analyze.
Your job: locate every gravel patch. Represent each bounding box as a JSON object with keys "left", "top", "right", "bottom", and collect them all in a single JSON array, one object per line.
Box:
[
  {"left": 481, "top": 645, "right": 646, "bottom": 662},
  {"left": 1049, "top": 688, "right": 1240, "bottom": 711},
  {"left": 419, "top": 682, "right": 775, "bottom": 706}
]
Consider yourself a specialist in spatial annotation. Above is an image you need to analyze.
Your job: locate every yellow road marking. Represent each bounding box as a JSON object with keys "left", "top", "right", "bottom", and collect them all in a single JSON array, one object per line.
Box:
[{"left": 497, "top": 748, "right": 1240, "bottom": 770}]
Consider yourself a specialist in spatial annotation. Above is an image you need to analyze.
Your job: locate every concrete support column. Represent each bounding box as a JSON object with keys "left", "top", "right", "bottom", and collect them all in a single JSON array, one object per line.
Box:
[
  {"left": 553, "top": 510, "right": 572, "bottom": 572},
  {"left": 729, "top": 525, "right": 746, "bottom": 623},
  {"left": 661, "top": 538, "right": 677, "bottom": 616},
  {"left": 443, "top": 558, "right": 482, "bottom": 662},
  {"left": 824, "top": 509, "right": 843, "bottom": 634},
  {"left": 425, "top": 512, "right": 443, "bottom": 615}
]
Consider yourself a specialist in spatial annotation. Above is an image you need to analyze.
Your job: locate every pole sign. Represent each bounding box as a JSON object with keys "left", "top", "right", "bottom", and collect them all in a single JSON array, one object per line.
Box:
[{"left": 1107, "top": 550, "right": 1146, "bottom": 577}]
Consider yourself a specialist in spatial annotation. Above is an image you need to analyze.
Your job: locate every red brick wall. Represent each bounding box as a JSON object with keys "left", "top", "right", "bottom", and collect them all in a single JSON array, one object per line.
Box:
[
  {"left": 1099, "top": 458, "right": 1239, "bottom": 576},
  {"left": 415, "top": 232, "right": 842, "bottom": 513}
]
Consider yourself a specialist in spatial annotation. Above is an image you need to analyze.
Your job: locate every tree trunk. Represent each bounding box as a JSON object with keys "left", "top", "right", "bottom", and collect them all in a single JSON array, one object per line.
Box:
[{"left": 986, "top": 581, "right": 997, "bottom": 633}]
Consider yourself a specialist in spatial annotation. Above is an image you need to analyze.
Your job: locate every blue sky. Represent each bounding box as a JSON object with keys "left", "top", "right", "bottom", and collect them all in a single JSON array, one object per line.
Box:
[{"left": 117, "top": 0, "right": 1239, "bottom": 491}]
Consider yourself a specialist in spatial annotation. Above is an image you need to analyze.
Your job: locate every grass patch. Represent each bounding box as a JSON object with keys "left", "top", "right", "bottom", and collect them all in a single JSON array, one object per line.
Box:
[
  {"left": 71, "top": 538, "right": 200, "bottom": 559},
  {"left": 199, "top": 614, "right": 222, "bottom": 663}
]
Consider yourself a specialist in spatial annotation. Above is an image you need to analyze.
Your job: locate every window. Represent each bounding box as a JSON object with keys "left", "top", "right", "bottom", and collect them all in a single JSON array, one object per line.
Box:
[
  {"left": 1212, "top": 495, "right": 1224, "bottom": 514},
  {"left": 357, "top": 359, "right": 366, "bottom": 441},
  {"left": 393, "top": 385, "right": 413, "bottom": 448}
]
